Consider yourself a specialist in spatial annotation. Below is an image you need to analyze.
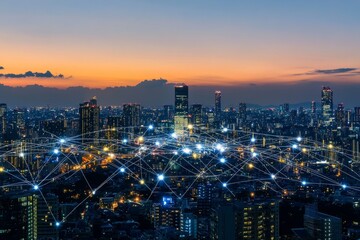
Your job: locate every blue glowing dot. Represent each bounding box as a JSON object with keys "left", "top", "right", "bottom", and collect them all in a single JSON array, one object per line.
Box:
[
  {"left": 122, "top": 139, "right": 128, "bottom": 143},
  {"left": 53, "top": 149, "right": 60, "bottom": 154},
  {"left": 220, "top": 158, "right": 226, "bottom": 163},
  {"left": 158, "top": 174, "right": 165, "bottom": 181},
  {"left": 301, "top": 181, "right": 307, "bottom": 186},
  {"left": 271, "top": 174, "right": 276, "bottom": 179},
  {"left": 148, "top": 125, "right": 154, "bottom": 130},
  {"left": 223, "top": 128, "right": 228, "bottom": 132},
  {"left": 55, "top": 222, "right": 60, "bottom": 227},
  {"left": 155, "top": 141, "right": 160, "bottom": 146},
  {"left": 59, "top": 139, "right": 65, "bottom": 144},
  {"left": 196, "top": 144, "right": 203, "bottom": 150},
  {"left": 120, "top": 167, "right": 125, "bottom": 173},
  {"left": 342, "top": 184, "right": 347, "bottom": 189},
  {"left": 251, "top": 137, "right": 256, "bottom": 143},
  {"left": 292, "top": 144, "right": 298, "bottom": 149},
  {"left": 222, "top": 183, "right": 227, "bottom": 187},
  {"left": 252, "top": 152, "right": 258, "bottom": 157},
  {"left": 33, "top": 185, "right": 39, "bottom": 190},
  {"left": 297, "top": 137, "right": 302, "bottom": 142},
  {"left": 182, "top": 148, "right": 191, "bottom": 154},
  {"left": 173, "top": 151, "right": 178, "bottom": 155},
  {"left": 171, "top": 133, "right": 177, "bottom": 138},
  {"left": 92, "top": 190, "right": 96, "bottom": 195}
]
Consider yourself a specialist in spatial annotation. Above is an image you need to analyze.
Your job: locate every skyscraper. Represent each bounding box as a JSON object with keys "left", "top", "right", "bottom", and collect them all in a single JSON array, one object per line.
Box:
[
  {"left": 174, "top": 84, "right": 189, "bottom": 134},
  {"left": 0, "top": 103, "right": 7, "bottom": 138},
  {"left": 79, "top": 96, "right": 100, "bottom": 144},
  {"left": 238, "top": 102, "right": 247, "bottom": 125},
  {"left": 122, "top": 104, "right": 141, "bottom": 127},
  {"left": 321, "top": 86, "right": 333, "bottom": 122},
  {"left": 214, "top": 91, "right": 222, "bottom": 124},
  {"left": 191, "top": 104, "right": 202, "bottom": 126},
  {"left": 210, "top": 200, "right": 279, "bottom": 240}
]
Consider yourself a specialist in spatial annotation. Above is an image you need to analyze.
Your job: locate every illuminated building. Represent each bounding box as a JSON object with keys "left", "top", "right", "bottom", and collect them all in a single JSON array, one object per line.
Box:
[
  {"left": 0, "top": 192, "right": 38, "bottom": 240},
  {"left": 292, "top": 205, "right": 341, "bottom": 240},
  {"left": 180, "top": 212, "right": 197, "bottom": 238},
  {"left": 210, "top": 200, "right": 279, "bottom": 240},
  {"left": 122, "top": 103, "right": 141, "bottom": 127},
  {"left": 321, "top": 87, "right": 333, "bottom": 123},
  {"left": 191, "top": 104, "right": 202, "bottom": 127},
  {"left": 79, "top": 96, "right": 100, "bottom": 144},
  {"left": 215, "top": 91, "right": 222, "bottom": 125},
  {"left": 354, "top": 107, "right": 360, "bottom": 124},
  {"left": 106, "top": 116, "right": 122, "bottom": 140},
  {"left": 37, "top": 193, "right": 59, "bottom": 239},
  {"left": 335, "top": 103, "right": 345, "bottom": 127},
  {"left": 0, "top": 103, "right": 7, "bottom": 139},
  {"left": 174, "top": 85, "right": 189, "bottom": 134},
  {"left": 152, "top": 201, "right": 181, "bottom": 231},
  {"left": 238, "top": 102, "right": 247, "bottom": 125}
]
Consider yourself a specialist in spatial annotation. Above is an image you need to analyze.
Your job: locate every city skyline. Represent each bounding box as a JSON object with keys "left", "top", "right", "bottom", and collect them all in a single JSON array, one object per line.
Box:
[{"left": 1, "top": 0, "right": 360, "bottom": 90}]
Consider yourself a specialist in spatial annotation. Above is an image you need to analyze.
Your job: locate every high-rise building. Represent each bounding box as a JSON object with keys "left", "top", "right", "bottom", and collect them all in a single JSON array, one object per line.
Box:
[
  {"left": 354, "top": 107, "right": 360, "bottom": 124},
  {"left": 238, "top": 103, "right": 247, "bottom": 125},
  {"left": 163, "top": 105, "right": 174, "bottom": 121},
  {"left": 321, "top": 86, "right": 333, "bottom": 122},
  {"left": 335, "top": 103, "right": 345, "bottom": 127},
  {"left": 210, "top": 200, "right": 279, "bottom": 240},
  {"left": 215, "top": 91, "right": 222, "bottom": 124},
  {"left": 106, "top": 116, "right": 122, "bottom": 140},
  {"left": 191, "top": 104, "right": 202, "bottom": 126},
  {"left": 122, "top": 104, "right": 141, "bottom": 127},
  {"left": 79, "top": 96, "right": 100, "bottom": 144},
  {"left": 311, "top": 101, "right": 316, "bottom": 114},
  {"left": 0, "top": 103, "right": 7, "bottom": 138},
  {"left": 37, "top": 193, "right": 59, "bottom": 240},
  {"left": 0, "top": 192, "right": 38, "bottom": 239},
  {"left": 293, "top": 205, "right": 342, "bottom": 240},
  {"left": 180, "top": 212, "right": 198, "bottom": 238},
  {"left": 174, "top": 85, "right": 189, "bottom": 134}
]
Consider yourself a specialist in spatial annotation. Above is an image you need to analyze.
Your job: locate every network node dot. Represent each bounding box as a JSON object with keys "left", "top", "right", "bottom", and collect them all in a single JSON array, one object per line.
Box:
[
  {"left": 158, "top": 174, "right": 165, "bottom": 181},
  {"left": 120, "top": 167, "right": 125, "bottom": 173},
  {"left": 33, "top": 185, "right": 39, "bottom": 190},
  {"left": 222, "top": 183, "right": 227, "bottom": 187},
  {"left": 148, "top": 125, "right": 154, "bottom": 130},
  {"left": 220, "top": 158, "right": 226, "bottom": 163}
]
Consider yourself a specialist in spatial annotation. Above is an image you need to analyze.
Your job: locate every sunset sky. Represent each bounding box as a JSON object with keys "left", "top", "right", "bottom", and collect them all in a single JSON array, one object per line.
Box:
[{"left": 1, "top": 0, "right": 360, "bottom": 88}]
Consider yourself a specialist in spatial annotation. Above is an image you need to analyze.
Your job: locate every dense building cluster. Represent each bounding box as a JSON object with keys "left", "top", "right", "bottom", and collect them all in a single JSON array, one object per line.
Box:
[{"left": 1, "top": 85, "right": 360, "bottom": 240}]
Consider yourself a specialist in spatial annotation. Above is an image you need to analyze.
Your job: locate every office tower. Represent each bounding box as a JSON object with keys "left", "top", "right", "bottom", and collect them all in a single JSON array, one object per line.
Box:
[
  {"left": 174, "top": 85, "right": 189, "bottom": 134},
  {"left": 210, "top": 200, "right": 279, "bottom": 240},
  {"left": 79, "top": 96, "right": 100, "bottom": 144},
  {"left": 43, "top": 119, "right": 66, "bottom": 137},
  {"left": 335, "top": 103, "right": 345, "bottom": 127},
  {"left": 321, "top": 86, "right": 333, "bottom": 122},
  {"left": 191, "top": 104, "right": 202, "bottom": 126},
  {"left": 354, "top": 107, "right": 360, "bottom": 124},
  {"left": 152, "top": 202, "right": 181, "bottom": 231},
  {"left": 163, "top": 105, "right": 174, "bottom": 121},
  {"left": 311, "top": 101, "right": 316, "bottom": 114},
  {"left": 214, "top": 91, "right": 222, "bottom": 124},
  {"left": 197, "top": 183, "right": 212, "bottom": 217},
  {"left": 238, "top": 102, "right": 247, "bottom": 123},
  {"left": 37, "top": 194, "right": 59, "bottom": 239},
  {"left": 0, "top": 103, "right": 7, "bottom": 138},
  {"left": 122, "top": 104, "right": 140, "bottom": 127},
  {"left": 180, "top": 212, "right": 198, "bottom": 238},
  {"left": 0, "top": 192, "right": 38, "bottom": 240},
  {"left": 283, "top": 103, "right": 290, "bottom": 113},
  {"left": 352, "top": 138, "right": 360, "bottom": 164},
  {"left": 293, "top": 205, "right": 342, "bottom": 240},
  {"left": 106, "top": 116, "right": 122, "bottom": 139}
]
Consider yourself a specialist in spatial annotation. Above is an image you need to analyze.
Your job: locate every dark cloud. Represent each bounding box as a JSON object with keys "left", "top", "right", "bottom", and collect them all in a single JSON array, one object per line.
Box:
[
  {"left": 293, "top": 68, "right": 359, "bottom": 76},
  {"left": 0, "top": 66, "right": 4, "bottom": 70},
  {"left": 0, "top": 70, "right": 66, "bottom": 79},
  {"left": 0, "top": 79, "right": 360, "bottom": 108}
]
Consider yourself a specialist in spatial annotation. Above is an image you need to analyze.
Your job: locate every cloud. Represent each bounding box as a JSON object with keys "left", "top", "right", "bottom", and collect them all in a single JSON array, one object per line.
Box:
[
  {"left": 293, "top": 68, "right": 359, "bottom": 76},
  {"left": 0, "top": 66, "right": 4, "bottom": 70},
  {"left": 0, "top": 70, "right": 67, "bottom": 79}
]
